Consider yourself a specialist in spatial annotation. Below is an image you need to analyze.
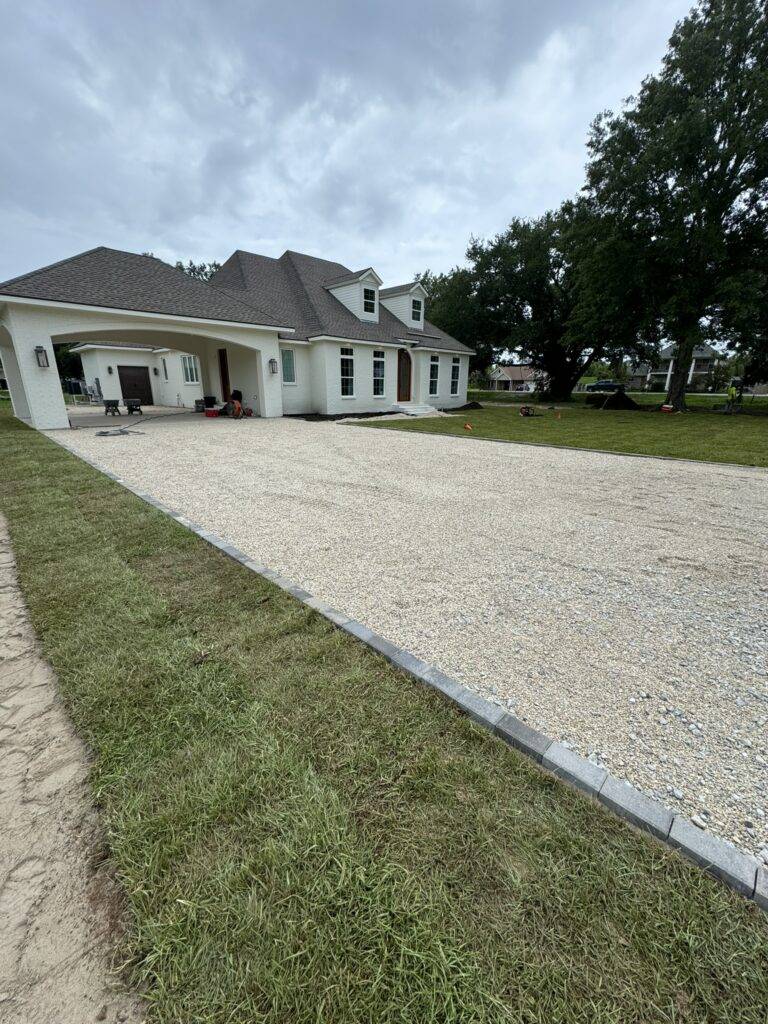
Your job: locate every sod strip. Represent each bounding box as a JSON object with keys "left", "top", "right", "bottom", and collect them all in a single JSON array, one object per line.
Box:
[
  {"left": 2, "top": 411, "right": 768, "bottom": 1024},
  {"left": 47, "top": 434, "right": 766, "bottom": 907}
]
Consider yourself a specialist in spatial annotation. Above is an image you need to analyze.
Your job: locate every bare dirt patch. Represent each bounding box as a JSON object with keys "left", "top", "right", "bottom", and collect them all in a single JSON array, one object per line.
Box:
[{"left": 0, "top": 516, "right": 143, "bottom": 1024}]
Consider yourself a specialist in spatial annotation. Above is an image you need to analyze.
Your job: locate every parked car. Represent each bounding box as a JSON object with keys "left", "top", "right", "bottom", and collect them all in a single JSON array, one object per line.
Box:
[{"left": 585, "top": 379, "right": 624, "bottom": 392}]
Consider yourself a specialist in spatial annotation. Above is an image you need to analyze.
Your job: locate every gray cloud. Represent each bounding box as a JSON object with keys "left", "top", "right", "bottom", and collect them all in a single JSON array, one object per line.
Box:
[{"left": 0, "top": 0, "right": 692, "bottom": 284}]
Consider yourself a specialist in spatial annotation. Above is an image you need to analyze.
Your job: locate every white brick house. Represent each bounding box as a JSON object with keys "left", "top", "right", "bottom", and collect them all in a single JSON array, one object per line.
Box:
[{"left": 0, "top": 247, "right": 473, "bottom": 430}]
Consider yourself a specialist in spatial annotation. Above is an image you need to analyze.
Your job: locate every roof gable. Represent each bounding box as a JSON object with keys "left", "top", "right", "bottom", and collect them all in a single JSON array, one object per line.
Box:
[
  {"left": 379, "top": 281, "right": 426, "bottom": 299},
  {"left": 325, "top": 267, "right": 383, "bottom": 289}
]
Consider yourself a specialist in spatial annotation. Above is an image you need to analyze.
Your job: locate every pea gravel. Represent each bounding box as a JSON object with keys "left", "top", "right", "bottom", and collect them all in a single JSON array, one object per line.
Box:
[{"left": 52, "top": 414, "right": 768, "bottom": 858}]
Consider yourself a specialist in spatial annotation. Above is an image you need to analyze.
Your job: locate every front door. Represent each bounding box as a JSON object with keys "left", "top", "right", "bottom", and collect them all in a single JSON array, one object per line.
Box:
[
  {"left": 397, "top": 349, "right": 411, "bottom": 402},
  {"left": 117, "top": 365, "right": 153, "bottom": 404},
  {"left": 218, "top": 348, "right": 231, "bottom": 403}
]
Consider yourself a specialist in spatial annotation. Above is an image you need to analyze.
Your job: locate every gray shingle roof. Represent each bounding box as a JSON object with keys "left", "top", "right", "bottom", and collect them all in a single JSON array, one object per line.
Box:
[
  {"left": 0, "top": 247, "right": 285, "bottom": 328},
  {"left": 1, "top": 245, "right": 474, "bottom": 354},
  {"left": 210, "top": 250, "right": 473, "bottom": 354},
  {"left": 379, "top": 281, "right": 422, "bottom": 297},
  {"left": 324, "top": 268, "right": 379, "bottom": 288},
  {"left": 659, "top": 342, "right": 718, "bottom": 359}
]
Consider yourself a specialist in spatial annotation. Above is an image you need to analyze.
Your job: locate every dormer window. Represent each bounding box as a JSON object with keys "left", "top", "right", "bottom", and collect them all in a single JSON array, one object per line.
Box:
[
  {"left": 363, "top": 287, "right": 377, "bottom": 314},
  {"left": 411, "top": 298, "right": 422, "bottom": 322}
]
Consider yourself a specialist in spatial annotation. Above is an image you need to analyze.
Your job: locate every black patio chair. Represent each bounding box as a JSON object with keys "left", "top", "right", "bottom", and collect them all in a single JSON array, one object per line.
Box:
[
  {"left": 103, "top": 399, "right": 121, "bottom": 416},
  {"left": 125, "top": 399, "right": 143, "bottom": 415}
]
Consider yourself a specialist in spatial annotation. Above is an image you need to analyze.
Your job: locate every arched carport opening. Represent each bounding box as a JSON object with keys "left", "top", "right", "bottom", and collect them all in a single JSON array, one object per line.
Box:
[
  {"left": 1, "top": 297, "right": 285, "bottom": 430},
  {"left": 51, "top": 327, "right": 267, "bottom": 412}
]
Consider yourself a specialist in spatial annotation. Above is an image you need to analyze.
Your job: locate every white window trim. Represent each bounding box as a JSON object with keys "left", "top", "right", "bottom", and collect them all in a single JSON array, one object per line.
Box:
[
  {"left": 412, "top": 298, "right": 423, "bottom": 322},
  {"left": 429, "top": 354, "right": 439, "bottom": 396},
  {"left": 281, "top": 347, "right": 297, "bottom": 386},
  {"left": 363, "top": 286, "right": 377, "bottom": 316},
  {"left": 340, "top": 346, "right": 355, "bottom": 399},
  {"left": 181, "top": 354, "right": 200, "bottom": 385},
  {"left": 450, "top": 356, "right": 460, "bottom": 395},
  {"left": 373, "top": 350, "right": 386, "bottom": 398}
]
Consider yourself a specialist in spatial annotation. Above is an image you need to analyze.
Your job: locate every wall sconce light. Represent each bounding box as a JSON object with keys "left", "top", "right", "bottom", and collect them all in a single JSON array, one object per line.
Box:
[
  {"left": 153, "top": 367, "right": 159, "bottom": 376},
  {"left": 107, "top": 365, "right": 113, "bottom": 374},
  {"left": 34, "top": 346, "right": 49, "bottom": 368},
  {"left": 268, "top": 358, "right": 278, "bottom": 374}
]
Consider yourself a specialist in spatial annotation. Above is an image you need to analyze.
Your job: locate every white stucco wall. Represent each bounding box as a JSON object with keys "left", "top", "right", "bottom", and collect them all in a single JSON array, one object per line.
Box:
[
  {"left": 1, "top": 300, "right": 285, "bottom": 427},
  {"left": 78, "top": 347, "right": 205, "bottom": 407},
  {"left": 319, "top": 341, "right": 400, "bottom": 416},
  {"left": 155, "top": 350, "right": 204, "bottom": 407},
  {"left": 278, "top": 343, "right": 313, "bottom": 414},
  {"left": 412, "top": 350, "right": 469, "bottom": 408}
]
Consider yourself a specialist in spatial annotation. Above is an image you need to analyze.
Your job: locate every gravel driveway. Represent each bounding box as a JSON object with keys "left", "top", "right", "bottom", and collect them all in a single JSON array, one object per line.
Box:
[{"left": 54, "top": 414, "right": 768, "bottom": 857}]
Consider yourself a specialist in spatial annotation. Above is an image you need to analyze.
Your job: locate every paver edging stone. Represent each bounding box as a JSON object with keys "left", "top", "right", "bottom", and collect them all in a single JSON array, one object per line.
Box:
[{"left": 44, "top": 435, "right": 765, "bottom": 910}]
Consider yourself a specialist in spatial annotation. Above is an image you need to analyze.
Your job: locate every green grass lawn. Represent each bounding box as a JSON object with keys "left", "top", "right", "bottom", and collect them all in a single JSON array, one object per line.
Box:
[
  {"left": 364, "top": 402, "right": 768, "bottom": 466},
  {"left": 1, "top": 410, "right": 767, "bottom": 1023},
  {"left": 469, "top": 388, "right": 768, "bottom": 411}
]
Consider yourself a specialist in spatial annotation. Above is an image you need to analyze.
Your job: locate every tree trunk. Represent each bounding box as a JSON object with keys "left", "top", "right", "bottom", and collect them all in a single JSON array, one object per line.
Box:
[{"left": 665, "top": 331, "right": 698, "bottom": 411}]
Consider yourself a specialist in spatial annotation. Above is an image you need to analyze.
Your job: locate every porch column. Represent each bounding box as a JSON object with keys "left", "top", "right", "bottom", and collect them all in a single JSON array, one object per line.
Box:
[
  {"left": 0, "top": 335, "right": 31, "bottom": 420},
  {"left": 665, "top": 358, "right": 674, "bottom": 392},
  {"left": 1, "top": 309, "right": 69, "bottom": 429},
  {"left": 687, "top": 358, "right": 695, "bottom": 384}
]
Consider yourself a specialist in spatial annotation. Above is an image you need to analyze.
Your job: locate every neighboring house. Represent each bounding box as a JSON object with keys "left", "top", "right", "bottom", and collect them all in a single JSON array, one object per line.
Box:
[
  {"left": 0, "top": 247, "right": 474, "bottom": 430},
  {"left": 487, "top": 364, "right": 538, "bottom": 391},
  {"left": 634, "top": 343, "right": 719, "bottom": 391},
  {"left": 72, "top": 342, "right": 204, "bottom": 407}
]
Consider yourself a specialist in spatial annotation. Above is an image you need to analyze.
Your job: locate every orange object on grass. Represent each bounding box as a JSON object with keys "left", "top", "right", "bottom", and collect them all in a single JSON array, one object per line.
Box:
[{"left": 464, "top": 423, "right": 473, "bottom": 431}]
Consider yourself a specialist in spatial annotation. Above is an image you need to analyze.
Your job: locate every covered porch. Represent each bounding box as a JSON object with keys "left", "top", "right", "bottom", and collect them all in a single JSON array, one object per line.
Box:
[{"left": 0, "top": 303, "right": 286, "bottom": 431}]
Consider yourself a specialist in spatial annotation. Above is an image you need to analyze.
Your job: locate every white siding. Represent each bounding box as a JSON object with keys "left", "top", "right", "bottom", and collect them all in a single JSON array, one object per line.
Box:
[
  {"left": 327, "top": 272, "right": 380, "bottom": 323},
  {"left": 380, "top": 287, "right": 426, "bottom": 330}
]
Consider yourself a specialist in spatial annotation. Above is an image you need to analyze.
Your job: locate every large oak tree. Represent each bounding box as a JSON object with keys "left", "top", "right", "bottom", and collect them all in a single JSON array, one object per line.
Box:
[{"left": 585, "top": 0, "right": 768, "bottom": 409}]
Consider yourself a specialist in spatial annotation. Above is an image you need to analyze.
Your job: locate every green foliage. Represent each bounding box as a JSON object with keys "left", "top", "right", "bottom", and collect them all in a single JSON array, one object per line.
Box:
[
  {"left": 53, "top": 342, "right": 83, "bottom": 379},
  {"left": 142, "top": 253, "right": 222, "bottom": 282},
  {"left": 585, "top": 0, "right": 768, "bottom": 408},
  {"left": 174, "top": 259, "right": 221, "bottom": 282},
  {"left": 416, "top": 268, "right": 497, "bottom": 373},
  {"left": 422, "top": 205, "right": 627, "bottom": 399}
]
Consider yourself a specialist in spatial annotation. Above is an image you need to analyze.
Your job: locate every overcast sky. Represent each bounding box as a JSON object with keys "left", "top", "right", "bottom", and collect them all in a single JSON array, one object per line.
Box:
[{"left": 0, "top": 0, "right": 693, "bottom": 285}]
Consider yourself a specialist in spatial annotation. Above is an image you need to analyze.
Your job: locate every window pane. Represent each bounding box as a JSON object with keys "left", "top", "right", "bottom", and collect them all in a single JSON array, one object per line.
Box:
[
  {"left": 281, "top": 348, "right": 296, "bottom": 384},
  {"left": 412, "top": 299, "right": 422, "bottom": 321},
  {"left": 373, "top": 351, "right": 385, "bottom": 396},
  {"left": 451, "top": 357, "right": 460, "bottom": 394},
  {"left": 429, "top": 355, "right": 439, "bottom": 395},
  {"left": 363, "top": 288, "right": 376, "bottom": 313},
  {"left": 341, "top": 348, "right": 354, "bottom": 396}
]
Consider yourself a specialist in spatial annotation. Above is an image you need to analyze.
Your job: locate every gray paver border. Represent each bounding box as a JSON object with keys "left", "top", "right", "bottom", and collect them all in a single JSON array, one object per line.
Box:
[{"left": 47, "top": 436, "right": 767, "bottom": 911}]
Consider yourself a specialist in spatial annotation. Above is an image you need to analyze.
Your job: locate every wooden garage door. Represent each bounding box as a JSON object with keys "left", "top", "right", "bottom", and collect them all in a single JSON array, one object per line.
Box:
[{"left": 117, "top": 365, "right": 153, "bottom": 404}]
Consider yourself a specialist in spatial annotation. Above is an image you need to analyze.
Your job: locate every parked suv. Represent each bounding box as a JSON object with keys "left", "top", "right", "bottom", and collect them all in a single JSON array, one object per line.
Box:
[{"left": 585, "top": 379, "right": 624, "bottom": 392}]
